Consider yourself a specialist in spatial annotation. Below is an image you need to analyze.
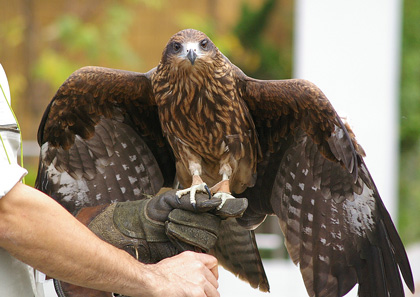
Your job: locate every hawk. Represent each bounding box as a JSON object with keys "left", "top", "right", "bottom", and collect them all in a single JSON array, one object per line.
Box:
[{"left": 36, "top": 29, "right": 414, "bottom": 297}]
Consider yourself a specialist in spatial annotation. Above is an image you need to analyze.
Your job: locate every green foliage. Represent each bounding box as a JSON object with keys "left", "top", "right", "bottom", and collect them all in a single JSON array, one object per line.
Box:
[
  {"left": 399, "top": 0, "right": 420, "bottom": 244},
  {"left": 129, "top": 0, "right": 165, "bottom": 9},
  {"left": 56, "top": 15, "right": 100, "bottom": 59},
  {"left": 232, "top": 0, "right": 291, "bottom": 79},
  {"left": 176, "top": 0, "right": 291, "bottom": 80},
  {"left": 0, "top": 16, "right": 25, "bottom": 48},
  {"left": 400, "top": 0, "right": 420, "bottom": 151},
  {"left": 34, "top": 49, "right": 78, "bottom": 89},
  {"left": 399, "top": 148, "right": 420, "bottom": 243},
  {"left": 175, "top": 12, "right": 216, "bottom": 37},
  {"left": 33, "top": 3, "right": 142, "bottom": 90},
  {"left": 234, "top": 0, "right": 276, "bottom": 48}
]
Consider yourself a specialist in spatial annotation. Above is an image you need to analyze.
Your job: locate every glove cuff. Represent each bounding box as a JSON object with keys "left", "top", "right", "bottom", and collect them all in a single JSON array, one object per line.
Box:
[{"left": 87, "top": 201, "right": 178, "bottom": 264}]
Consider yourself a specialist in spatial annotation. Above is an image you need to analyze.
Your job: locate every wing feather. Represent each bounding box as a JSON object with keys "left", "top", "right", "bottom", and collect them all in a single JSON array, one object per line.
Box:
[
  {"left": 36, "top": 117, "right": 164, "bottom": 214},
  {"left": 234, "top": 69, "right": 414, "bottom": 296},
  {"left": 211, "top": 219, "right": 270, "bottom": 292},
  {"left": 37, "top": 66, "right": 175, "bottom": 189}
]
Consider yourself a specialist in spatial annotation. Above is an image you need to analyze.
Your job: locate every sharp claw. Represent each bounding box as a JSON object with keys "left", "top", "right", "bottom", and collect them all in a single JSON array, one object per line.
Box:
[
  {"left": 204, "top": 185, "right": 211, "bottom": 199},
  {"left": 176, "top": 183, "right": 209, "bottom": 208},
  {"left": 175, "top": 195, "right": 181, "bottom": 204},
  {"left": 213, "top": 192, "right": 235, "bottom": 210}
]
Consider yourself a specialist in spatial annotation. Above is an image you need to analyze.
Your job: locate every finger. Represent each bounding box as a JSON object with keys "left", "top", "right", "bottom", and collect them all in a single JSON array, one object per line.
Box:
[
  {"left": 195, "top": 253, "right": 219, "bottom": 280},
  {"left": 210, "top": 264, "right": 219, "bottom": 280},
  {"left": 203, "top": 281, "right": 220, "bottom": 297},
  {"left": 202, "top": 261, "right": 219, "bottom": 289},
  {"left": 199, "top": 265, "right": 219, "bottom": 297},
  {"left": 195, "top": 253, "right": 218, "bottom": 269}
]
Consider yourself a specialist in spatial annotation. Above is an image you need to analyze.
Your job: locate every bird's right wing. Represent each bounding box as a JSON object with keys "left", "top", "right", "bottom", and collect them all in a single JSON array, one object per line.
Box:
[{"left": 36, "top": 66, "right": 176, "bottom": 214}]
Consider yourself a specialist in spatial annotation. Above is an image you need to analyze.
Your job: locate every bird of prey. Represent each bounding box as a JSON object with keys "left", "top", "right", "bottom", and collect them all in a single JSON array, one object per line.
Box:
[{"left": 36, "top": 29, "right": 414, "bottom": 297}]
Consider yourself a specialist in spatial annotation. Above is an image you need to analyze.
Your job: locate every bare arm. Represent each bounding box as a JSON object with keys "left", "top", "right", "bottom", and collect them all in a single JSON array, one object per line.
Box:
[{"left": 0, "top": 182, "right": 219, "bottom": 297}]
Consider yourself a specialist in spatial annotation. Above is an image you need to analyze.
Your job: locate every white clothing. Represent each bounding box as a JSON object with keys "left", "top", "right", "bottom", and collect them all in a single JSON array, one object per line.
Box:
[{"left": 0, "top": 64, "right": 57, "bottom": 297}]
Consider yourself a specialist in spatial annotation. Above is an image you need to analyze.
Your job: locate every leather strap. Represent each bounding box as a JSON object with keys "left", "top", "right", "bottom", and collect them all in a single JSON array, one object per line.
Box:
[
  {"left": 76, "top": 204, "right": 109, "bottom": 226},
  {"left": 54, "top": 279, "right": 112, "bottom": 297}
]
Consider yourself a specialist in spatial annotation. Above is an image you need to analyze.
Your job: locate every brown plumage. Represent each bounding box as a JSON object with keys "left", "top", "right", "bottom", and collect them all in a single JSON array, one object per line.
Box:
[
  {"left": 36, "top": 29, "right": 414, "bottom": 296},
  {"left": 153, "top": 29, "right": 259, "bottom": 198}
]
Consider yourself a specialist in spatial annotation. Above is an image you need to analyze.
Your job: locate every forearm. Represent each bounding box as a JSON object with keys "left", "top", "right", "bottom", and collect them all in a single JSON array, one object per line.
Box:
[{"left": 0, "top": 182, "right": 159, "bottom": 296}]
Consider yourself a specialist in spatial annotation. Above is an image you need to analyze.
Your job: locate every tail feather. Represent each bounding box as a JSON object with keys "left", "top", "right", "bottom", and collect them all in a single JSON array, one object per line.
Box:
[{"left": 211, "top": 219, "right": 270, "bottom": 292}]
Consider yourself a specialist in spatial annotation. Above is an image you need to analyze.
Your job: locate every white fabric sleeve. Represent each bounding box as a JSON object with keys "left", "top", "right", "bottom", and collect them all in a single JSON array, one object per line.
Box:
[
  {"left": 0, "top": 128, "right": 27, "bottom": 198},
  {"left": 0, "top": 63, "right": 15, "bottom": 126},
  {"left": 0, "top": 64, "right": 27, "bottom": 198},
  {"left": 0, "top": 164, "right": 27, "bottom": 198}
]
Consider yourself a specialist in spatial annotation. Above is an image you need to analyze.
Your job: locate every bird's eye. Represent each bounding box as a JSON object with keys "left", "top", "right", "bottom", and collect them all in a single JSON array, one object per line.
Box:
[
  {"left": 173, "top": 42, "right": 182, "bottom": 53},
  {"left": 200, "top": 39, "right": 208, "bottom": 50}
]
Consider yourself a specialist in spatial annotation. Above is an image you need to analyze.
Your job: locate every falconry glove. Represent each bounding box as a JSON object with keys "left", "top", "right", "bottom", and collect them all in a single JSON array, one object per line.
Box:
[{"left": 77, "top": 190, "right": 248, "bottom": 264}]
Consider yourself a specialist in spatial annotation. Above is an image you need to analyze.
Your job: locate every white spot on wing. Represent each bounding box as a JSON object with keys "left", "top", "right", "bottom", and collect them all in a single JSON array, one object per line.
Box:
[
  {"left": 45, "top": 162, "right": 90, "bottom": 207},
  {"left": 290, "top": 172, "right": 296, "bottom": 180},
  {"left": 344, "top": 184, "right": 376, "bottom": 237},
  {"left": 289, "top": 205, "right": 300, "bottom": 216},
  {"left": 318, "top": 255, "right": 330, "bottom": 264},
  {"left": 292, "top": 194, "right": 303, "bottom": 204},
  {"left": 129, "top": 176, "right": 138, "bottom": 184},
  {"left": 135, "top": 164, "right": 145, "bottom": 174},
  {"left": 308, "top": 213, "right": 313, "bottom": 222}
]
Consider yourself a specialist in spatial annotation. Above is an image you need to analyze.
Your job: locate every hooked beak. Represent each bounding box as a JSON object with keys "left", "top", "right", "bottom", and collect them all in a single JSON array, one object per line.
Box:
[{"left": 186, "top": 49, "right": 197, "bottom": 65}]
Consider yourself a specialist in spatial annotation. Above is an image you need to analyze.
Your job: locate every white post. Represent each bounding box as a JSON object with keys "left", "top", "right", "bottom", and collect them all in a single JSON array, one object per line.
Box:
[{"left": 294, "top": 0, "right": 402, "bottom": 220}]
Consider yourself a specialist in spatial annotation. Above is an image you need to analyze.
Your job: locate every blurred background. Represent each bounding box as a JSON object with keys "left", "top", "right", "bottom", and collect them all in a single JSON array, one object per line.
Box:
[{"left": 0, "top": 0, "right": 419, "bottom": 296}]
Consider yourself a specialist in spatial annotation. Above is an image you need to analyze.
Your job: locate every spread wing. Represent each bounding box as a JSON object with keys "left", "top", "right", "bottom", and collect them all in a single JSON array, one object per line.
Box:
[
  {"left": 35, "top": 66, "right": 269, "bottom": 291},
  {"left": 234, "top": 68, "right": 415, "bottom": 297},
  {"left": 35, "top": 66, "right": 175, "bottom": 214}
]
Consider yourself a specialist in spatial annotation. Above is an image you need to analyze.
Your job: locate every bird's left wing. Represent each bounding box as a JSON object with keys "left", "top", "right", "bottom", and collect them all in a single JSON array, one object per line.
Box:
[
  {"left": 235, "top": 68, "right": 415, "bottom": 297},
  {"left": 36, "top": 66, "right": 175, "bottom": 214}
]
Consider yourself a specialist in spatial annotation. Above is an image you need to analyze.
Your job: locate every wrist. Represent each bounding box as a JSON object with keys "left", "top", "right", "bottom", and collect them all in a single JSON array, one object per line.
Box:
[{"left": 128, "top": 261, "right": 165, "bottom": 297}]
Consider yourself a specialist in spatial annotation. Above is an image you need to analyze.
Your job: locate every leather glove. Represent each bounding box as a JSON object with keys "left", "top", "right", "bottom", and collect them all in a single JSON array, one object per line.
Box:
[{"left": 77, "top": 190, "right": 248, "bottom": 264}]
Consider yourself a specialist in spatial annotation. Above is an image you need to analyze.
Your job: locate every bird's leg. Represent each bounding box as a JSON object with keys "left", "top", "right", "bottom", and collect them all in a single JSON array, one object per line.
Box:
[
  {"left": 210, "top": 168, "right": 236, "bottom": 210},
  {"left": 176, "top": 167, "right": 211, "bottom": 208}
]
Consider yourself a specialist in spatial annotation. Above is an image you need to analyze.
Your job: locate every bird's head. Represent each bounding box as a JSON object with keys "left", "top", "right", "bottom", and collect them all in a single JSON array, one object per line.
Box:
[{"left": 159, "top": 29, "right": 224, "bottom": 74}]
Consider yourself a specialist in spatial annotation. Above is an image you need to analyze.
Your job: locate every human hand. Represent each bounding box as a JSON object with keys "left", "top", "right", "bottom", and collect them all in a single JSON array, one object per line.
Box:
[{"left": 145, "top": 251, "right": 220, "bottom": 297}]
